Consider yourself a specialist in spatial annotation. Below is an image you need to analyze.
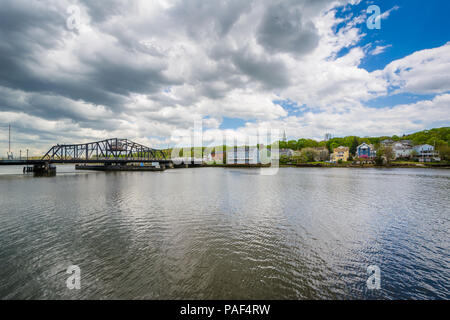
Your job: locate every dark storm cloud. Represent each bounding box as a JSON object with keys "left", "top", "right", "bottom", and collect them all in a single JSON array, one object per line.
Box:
[
  {"left": 0, "top": 1, "right": 66, "bottom": 90},
  {"left": 169, "top": 0, "right": 253, "bottom": 38},
  {"left": 78, "top": 53, "right": 177, "bottom": 99},
  {"left": 231, "top": 47, "right": 291, "bottom": 89},
  {"left": 257, "top": 2, "right": 319, "bottom": 55},
  {"left": 78, "top": 0, "right": 133, "bottom": 22},
  {"left": 0, "top": 0, "right": 178, "bottom": 118}
]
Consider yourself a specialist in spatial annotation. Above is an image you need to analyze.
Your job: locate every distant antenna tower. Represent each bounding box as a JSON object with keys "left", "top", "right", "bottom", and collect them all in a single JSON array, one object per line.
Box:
[
  {"left": 324, "top": 132, "right": 332, "bottom": 141},
  {"left": 282, "top": 130, "right": 287, "bottom": 142},
  {"left": 7, "top": 124, "right": 13, "bottom": 160}
]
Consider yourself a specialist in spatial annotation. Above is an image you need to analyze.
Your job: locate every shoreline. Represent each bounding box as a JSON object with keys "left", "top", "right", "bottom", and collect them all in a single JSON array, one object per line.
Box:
[
  {"left": 285, "top": 163, "right": 450, "bottom": 169},
  {"left": 204, "top": 163, "right": 450, "bottom": 169}
]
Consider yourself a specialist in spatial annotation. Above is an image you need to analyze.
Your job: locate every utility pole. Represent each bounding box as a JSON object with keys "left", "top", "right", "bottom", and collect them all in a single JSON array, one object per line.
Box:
[{"left": 7, "top": 124, "right": 13, "bottom": 160}]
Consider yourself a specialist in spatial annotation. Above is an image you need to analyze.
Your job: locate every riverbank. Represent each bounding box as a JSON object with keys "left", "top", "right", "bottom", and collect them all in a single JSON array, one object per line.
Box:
[
  {"left": 282, "top": 162, "right": 450, "bottom": 169},
  {"left": 204, "top": 163, "right": 271, "bottom": 168},
  {"left": 204, "top": 162, "right": 450, "bottom": 169}
]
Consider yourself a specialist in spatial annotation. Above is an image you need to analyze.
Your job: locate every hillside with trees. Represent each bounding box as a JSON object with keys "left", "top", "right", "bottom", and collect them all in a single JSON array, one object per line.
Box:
[{"left": 278, "top": 127, "right": 450, "bottom": 156}]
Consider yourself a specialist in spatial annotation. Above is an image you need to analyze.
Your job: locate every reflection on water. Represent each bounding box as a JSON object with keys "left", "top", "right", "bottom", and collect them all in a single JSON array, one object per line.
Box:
[{"left": 0, "top": 166, "right": 449, "bottom": 299}]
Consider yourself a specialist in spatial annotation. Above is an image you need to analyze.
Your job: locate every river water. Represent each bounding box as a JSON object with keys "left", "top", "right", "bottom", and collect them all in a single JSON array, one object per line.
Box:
[{"left": 0, "top": 165, "right": 448, "bottom": 299}]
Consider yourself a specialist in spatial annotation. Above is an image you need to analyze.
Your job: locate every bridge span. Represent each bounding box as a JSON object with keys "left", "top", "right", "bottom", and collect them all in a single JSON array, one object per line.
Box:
[{"left": 0, "top": 138, "right": 175, "bottom": 175}]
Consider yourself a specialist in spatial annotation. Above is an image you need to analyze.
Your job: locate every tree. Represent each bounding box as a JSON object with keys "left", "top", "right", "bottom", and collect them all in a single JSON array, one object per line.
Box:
[
  {"left": 298, "top": 148, "right": 318, "bottom": 163},
  {"left": 438, "top": 144, "right": 450, "bottom": 161},
  {"left": 287, "top": 140, "right": 298, "bottom": 150},
  {"left": 280, "top": 155, "right": 290, "bottom": 164},
  {"left": 279, "top": 140, "right": 288, "bottom": 150},
  {"left": 350, "top": 137, "right": 359, "bottom": 156},
  {"left": 375, "top": 146, "right": 394, "bottom": 165}
]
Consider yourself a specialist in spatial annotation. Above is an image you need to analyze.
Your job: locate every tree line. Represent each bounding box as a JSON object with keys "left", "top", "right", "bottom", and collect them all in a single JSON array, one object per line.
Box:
[{"left": 278, "top": 127, "right": 450, "bottom": 157}]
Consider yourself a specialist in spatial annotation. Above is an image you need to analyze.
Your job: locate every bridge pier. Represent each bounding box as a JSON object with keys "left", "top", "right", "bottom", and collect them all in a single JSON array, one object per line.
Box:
[{"left": 32, "top": 163, "right": 56, "bottom": 177}]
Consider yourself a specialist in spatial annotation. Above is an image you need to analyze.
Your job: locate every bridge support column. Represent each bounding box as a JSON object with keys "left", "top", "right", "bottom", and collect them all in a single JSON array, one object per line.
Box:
[{"left": 33, "top": 163, "right": 56, "bottom": 177}]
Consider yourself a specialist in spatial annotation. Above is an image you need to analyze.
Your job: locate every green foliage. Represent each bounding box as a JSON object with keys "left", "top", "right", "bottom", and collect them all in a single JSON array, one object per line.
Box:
[
  {"left": 278, "top": 138, "right": 319, "bottom": 150},
  {"left": 297, "top": 139, "right": 319, "bottom": 149},
  {"left": 439, "top": 144, "right": 450, "bottom": 161},
  {"left": 276, "top": 127, "right": 449, "bottom": 158},
  {"left": 286, "top": 140, "right": 297, "bottom": 150},
  {"left": 403, "top": 127, "right": 450, "bottom": 146},
  {"left": 350, "top": 137, "right": 359, "bottom": 155},
  {"left": 280, "top": 155, "right": 290, "bottom": 164},
  {"left": 374, "top": 150, "right": 384, "bottom": 165},
  {"left": 376, "top": 146, "right": 394, "bottom": 165},
  {"left": 297, "top": 148, "right": 318, "bottom": 163}
]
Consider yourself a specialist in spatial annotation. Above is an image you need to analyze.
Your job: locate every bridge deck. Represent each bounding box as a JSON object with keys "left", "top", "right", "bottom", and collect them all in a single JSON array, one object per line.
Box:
[{"left": 0, "top": 159, "right": 173, "bottom": 166}]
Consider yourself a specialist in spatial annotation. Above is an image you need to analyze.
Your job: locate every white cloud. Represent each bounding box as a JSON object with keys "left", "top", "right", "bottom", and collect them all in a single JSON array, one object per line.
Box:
[
  {"left": 370, "top": 44, "right": 392, "bottom": 55},
  {"left": 383, "top": 42, "right": 450, "bottom": 95},
  {"left": 380, "top": 5, "right": 400, "bottom": 20},
  {"left": 0, "top": 0, "right": 448, "bottom": 155}
]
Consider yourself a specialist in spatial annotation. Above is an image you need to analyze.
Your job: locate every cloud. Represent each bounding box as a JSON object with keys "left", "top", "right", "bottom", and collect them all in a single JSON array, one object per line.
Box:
[
  {"left": 370, "top": 44, "right": 392, "bottom": 55},
  {"left": 383, "top": 42, "right": 450, "bottom": 95},
  {"left": 0, "top": 0, "right": 448, "bottom": 156},
  {"left": 380, "top": 5, "right": 400, "bottom": 20},
  {"left": 234, "top": 94, "right": 450, "bottom": 142},
  {"left": 257, "top": 3, "right": 319, "bottom": 56}
]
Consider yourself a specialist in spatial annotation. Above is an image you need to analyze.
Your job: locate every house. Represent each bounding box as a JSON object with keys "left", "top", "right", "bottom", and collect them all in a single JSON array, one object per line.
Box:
[
  {"left": 313, "top": 147, "right": 330, "bottom": 161},
  {"left": 392, "top": 141, "right": 413, "bottom": 159},
  {"left": 381, "top": 139, "right": 394, "bottom": 147},
  {"left": 203, "top": 150, "right": 225, "bottom": 163},
  {"left": 226, "top": 146, "right": 261, "bottom": 164},
  {"left": 331, "top": 146, "right": 349, "bottom": 162},
  {"left": 279, "top": 148, "right": 294, "bottom": 157},
  {"left": 413, "top": 144, "right": 440, "bottom": 162},
  {"left": 356, "top": 143, "right": 376, "bottom": 159},
  {"left": 210, "top": 150, "right": 225, "bottom": 163}
]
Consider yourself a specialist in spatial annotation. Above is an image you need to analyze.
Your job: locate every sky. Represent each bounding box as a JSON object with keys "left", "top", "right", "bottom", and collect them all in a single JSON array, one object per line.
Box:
[{"left": 0, "top": 0, "right": 449, "bottom": 155}]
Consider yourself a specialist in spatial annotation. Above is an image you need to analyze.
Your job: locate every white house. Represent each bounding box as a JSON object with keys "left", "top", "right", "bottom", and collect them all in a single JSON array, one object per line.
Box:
[
  {"left": 393, "top": 141, "right": 413, "bottom": 159},
  {"left": 227, "top": 147, "right": 261, "bottom": 164},
  {"left": 413, "top": 144, "right": 440, "bottom": 162}
]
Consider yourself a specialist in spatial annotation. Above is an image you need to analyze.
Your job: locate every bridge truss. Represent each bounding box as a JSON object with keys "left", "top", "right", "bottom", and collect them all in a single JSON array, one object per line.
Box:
[{"left": 41, "top": 138, "right": 166, "bottom": 161}]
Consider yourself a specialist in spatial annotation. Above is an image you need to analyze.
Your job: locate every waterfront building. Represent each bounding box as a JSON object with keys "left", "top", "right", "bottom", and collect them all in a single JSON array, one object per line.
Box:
[
  {"left": 393, "top": 141, "right": 413, "bottom": 159},
  {"left": 331, "top": 146, "right": 349, "bottom": 162},
  {"left": 381, "top": 139, "right": 394, "bottom": 147},
  {"left": 356, "top": 143, "right": 376, "bottom": 158},
  {"left": 209, "top": 150, "right": 225, "bottom": 163},
  {"left": 313, "top": 147, "right": 330, "bottom": 161},
  {"left": 279, "top": 148, "right": 294, "bottom": 157},
  {"left": 226, "top": 146, "right": 260, "bottom": 164},
  {"left": 413, "top": 144, "right": 440, "bottom": 162}
]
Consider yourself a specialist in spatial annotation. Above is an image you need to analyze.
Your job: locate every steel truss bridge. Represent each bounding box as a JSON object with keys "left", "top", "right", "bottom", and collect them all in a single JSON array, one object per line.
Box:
[{"left": 0, "top": 138, "right": 171, "bottom": 165}]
